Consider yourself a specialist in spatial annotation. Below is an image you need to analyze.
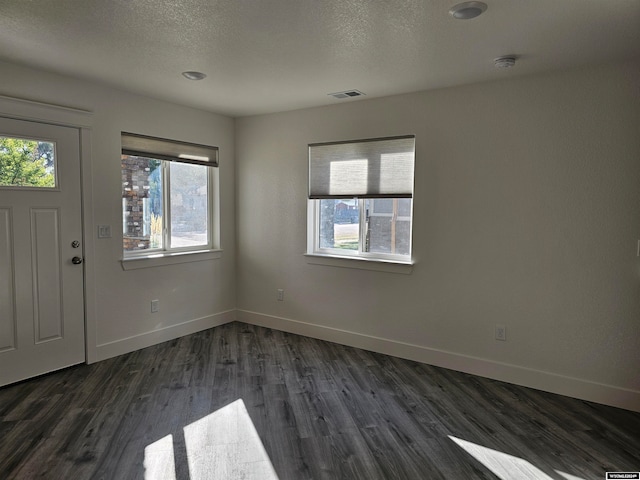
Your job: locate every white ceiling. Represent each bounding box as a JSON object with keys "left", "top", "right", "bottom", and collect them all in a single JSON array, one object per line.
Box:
[{"left": 1, "top": 0, "right": 639, "bottom": 117}]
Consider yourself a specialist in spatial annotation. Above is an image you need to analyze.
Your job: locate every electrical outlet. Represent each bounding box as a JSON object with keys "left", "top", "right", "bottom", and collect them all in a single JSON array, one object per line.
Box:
[
  {"left": 277, "top": 289, "right": 284, "bottom": 301},
  {"left": 151, "top": 299, "right": 159, "bottom": 313},
  {"left": 495, "top": 324, "right": 506, "bottom": 341}
]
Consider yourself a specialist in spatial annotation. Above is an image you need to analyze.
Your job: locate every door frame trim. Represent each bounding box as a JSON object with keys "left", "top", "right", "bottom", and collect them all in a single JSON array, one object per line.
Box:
[{"left": 0, "top": 95, "right": 98, "bottom": 364}]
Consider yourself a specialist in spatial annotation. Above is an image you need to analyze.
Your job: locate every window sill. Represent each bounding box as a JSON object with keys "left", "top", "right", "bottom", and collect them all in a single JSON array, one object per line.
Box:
[
  {"left": 304, "top": 253, "right": 413, "bottom": 274},
  {"left": 121, "top": 249, "right": 222, "bottom": 270}
]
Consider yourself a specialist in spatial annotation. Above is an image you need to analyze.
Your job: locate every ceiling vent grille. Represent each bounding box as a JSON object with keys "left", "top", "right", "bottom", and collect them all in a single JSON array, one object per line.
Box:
[{"left": 328, "top": 90, "right": 365, "bottom": 99}]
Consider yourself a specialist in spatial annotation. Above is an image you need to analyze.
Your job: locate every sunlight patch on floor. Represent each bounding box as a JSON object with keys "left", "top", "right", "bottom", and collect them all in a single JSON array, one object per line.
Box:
[
  {"left": 144, "top": 399, "right": 279, "bottom": 480},
  {"left": 449, "top": 435, "right": 585, "bottom": 480},
  {"left": 144, "top": 434, "right": 176, "bottom": 480},
  {"left": 556, "top": 471, "right": 587, "bottom": 480}
]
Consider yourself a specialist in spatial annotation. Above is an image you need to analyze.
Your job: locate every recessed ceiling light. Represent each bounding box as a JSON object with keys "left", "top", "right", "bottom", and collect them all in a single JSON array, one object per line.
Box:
[
  {"left": 182, "top": 71, "right": 207, "bottom": 81},
  {"left": 494, "top": 56, "right": 516, "bottom": 68},
  {"left": 449, "top": 1, "right": 488, "bottom": 20}
]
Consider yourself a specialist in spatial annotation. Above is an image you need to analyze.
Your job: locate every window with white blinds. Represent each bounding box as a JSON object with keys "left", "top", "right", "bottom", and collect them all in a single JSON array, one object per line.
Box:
[
  {"left": 307, "top": 135, "right": 415, "bottom": 264},
  {"left": 308, "top": 135, "right": 415, "bottom": 199},
  {"left": 121, "top": 132, "right": 218, "bottom": 257},
  {"left": 121, "top": 132, "right": 219, "bottom": 167}
]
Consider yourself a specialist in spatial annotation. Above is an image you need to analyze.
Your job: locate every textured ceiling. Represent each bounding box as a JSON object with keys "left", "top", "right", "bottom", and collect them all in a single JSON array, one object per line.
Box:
[{"left": 0, "top": 0, "right": 639, "bottom": 117}]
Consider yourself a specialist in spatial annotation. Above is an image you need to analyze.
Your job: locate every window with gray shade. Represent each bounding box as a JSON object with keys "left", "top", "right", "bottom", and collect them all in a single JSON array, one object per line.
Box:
[
  {"left": 308, "top": 135, "right": 415, "bottom": 263},
  {"left": 309, "top": 135, "right": 414, "bottom": 199},
  {"left": 121, "top": 132, "right": 218, "bottom": 256}
]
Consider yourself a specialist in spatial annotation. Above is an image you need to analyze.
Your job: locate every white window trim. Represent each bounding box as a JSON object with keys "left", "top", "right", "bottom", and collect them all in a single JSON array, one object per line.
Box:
[
  {"left": 304, "top": 253, "right": 413, "bottom": 274},
  {"left": 121, "top": 248, "right": 223, "bottom": 270},
  {"left": 120, "top": 130, "right": 223, "bottom": 267}
]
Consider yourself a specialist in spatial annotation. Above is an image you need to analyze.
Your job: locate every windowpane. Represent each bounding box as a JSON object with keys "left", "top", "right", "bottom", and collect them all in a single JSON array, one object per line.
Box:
[
  {"left": 122, "top": 155, "right": 163, "bottom": 252},
  {"left": 397, "top": 197, "right": 412, "bottom": 217},
  {"left": 0, "top": 136, "right": 56, "bottom": 188},
  {"left": 365, "top": 198, "right": 412, "bottom": 256},
  {"left": 170, "top": 162, "right": 208, "bottom": 248},
  {"left": 371, "top": 198, "right": 393, "bottom": 214},
  {"left": 319, "top": 199, "right": 359, "bottom": 251}
]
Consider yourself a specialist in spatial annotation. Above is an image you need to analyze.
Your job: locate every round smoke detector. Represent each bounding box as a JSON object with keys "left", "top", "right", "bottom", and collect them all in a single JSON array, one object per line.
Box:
[
  {"left": 449, "top": 1, "right": 488, "bottom": 20},
  {"left": 494, "top": 56, "right": 517, "bottom": 68},
  {"left": 182, "top": 71, "right": 207, "bottom": 81}
]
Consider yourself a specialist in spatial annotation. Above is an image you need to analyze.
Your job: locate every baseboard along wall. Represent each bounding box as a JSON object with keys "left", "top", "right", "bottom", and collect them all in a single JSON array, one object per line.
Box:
[
  {"left": 92, "top": 308, "right": 639, "bottom": 412},
  {"left": 236, "top": 309, "right": 640, "bottom": 413},
  {"left": 95, "top": 309, "right": 237, "bottom": 362}
]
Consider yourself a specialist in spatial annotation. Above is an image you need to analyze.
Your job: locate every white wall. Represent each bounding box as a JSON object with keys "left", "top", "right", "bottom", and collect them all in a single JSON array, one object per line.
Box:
[
  {"left": 235, "top": 60, "right": 640, "bottom": 411},
  {"left": 3, "top": 57, "right": 638, "bottom": 411},
  {"left": 0, "top": 60, "right": 236, "bottom": 361}
]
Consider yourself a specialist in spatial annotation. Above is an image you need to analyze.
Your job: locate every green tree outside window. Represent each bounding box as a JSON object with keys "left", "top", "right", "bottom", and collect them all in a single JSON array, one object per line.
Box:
[{"left": 0, "top": 137, "right": 55, "bottom": 187}]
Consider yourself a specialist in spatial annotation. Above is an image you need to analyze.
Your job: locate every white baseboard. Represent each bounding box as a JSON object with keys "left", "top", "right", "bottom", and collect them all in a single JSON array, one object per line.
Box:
[
  {"left": 95, "top": 310, "right": 236, "bottom": 362},
  {"left": 237, "top": 310, "right": 640, "bottom": 413}
]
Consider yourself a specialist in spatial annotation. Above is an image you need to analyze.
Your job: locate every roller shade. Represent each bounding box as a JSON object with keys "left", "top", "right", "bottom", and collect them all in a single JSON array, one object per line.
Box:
[
  {"left": 121, "top": 132, "right": 219, "bottom": 167},
  {"left": 309, "top": 135, "right": 414, "bottom": 199}
]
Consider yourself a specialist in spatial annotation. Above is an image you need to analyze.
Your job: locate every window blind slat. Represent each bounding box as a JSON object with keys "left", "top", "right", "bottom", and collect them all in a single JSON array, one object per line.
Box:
[
  {"left": 121, "top": 132, "right": 219, "bottom": 167},
  {"left": 309, "top": 135, "right": 414, "bottom": 199}
]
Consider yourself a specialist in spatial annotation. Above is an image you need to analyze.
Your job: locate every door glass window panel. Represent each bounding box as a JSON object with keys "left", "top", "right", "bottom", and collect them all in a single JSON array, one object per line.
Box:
[
  {"left": 169, "top": 162, "right": 209, "bottom": 249},
  {"left": 0, "top": 136, "right": 56, "bottom": 188}
]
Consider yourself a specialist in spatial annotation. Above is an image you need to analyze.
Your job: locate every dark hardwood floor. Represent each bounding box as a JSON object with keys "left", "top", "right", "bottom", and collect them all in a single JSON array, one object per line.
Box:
[{"left": 0, "top": 321, "right": 638, "bottom": 479}]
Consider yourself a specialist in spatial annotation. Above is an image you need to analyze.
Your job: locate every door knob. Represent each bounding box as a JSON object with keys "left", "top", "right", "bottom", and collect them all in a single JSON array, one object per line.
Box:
[{"left": 72, "top": 256, "right": 83, "bottom": 265}]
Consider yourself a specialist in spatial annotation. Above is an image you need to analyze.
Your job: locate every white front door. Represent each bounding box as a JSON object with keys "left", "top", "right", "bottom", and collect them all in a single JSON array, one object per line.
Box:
[{"left": 0, "top": 116, "right": 85, "bottom": 386}]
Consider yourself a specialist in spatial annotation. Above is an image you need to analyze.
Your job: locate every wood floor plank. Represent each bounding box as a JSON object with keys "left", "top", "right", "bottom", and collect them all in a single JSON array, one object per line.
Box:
[{"left": 0, "top": 321, "right": 638, "bottom": 479}]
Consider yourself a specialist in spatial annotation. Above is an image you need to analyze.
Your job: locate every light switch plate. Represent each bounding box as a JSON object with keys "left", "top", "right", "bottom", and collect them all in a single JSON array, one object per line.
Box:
[{"left": 98, "top": 225, "right": 112, "bottom": 238}]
